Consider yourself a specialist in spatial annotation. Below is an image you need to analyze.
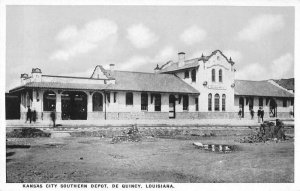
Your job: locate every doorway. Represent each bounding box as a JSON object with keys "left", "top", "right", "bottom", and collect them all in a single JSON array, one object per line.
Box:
[
  {"left": 61, "top": 91, "right": 87, "bottom": 120},
  {"left": 239, "top": 97, "right": 244, "bottom": 118},
  {"left": 169, "top": 95, "right": 176, "bottom": 119},
  {"left": 269, "top": 99, "right": 277, "bottom": 118}
]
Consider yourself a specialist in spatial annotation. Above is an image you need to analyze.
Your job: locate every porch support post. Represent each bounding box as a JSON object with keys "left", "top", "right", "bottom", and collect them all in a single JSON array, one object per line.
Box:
[
  {"left": 56, "top": 91, "right": 62, "bottom": 120},
  {"left": 87, "top": 92, "right": 93, "bottom": 113},
  {"left": 87, "top": 92, "right": 93, "bottom": 120}
]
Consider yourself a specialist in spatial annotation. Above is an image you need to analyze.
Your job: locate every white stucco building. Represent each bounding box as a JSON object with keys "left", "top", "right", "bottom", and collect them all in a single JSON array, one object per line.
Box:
[{"left": 9, "top": 50, "right": 294, "bottom": 121}]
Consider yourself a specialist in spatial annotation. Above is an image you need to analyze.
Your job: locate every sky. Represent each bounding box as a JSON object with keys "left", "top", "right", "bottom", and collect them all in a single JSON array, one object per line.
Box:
[{"left": 5, "top": 5, "right": 294, "bottom": 92}]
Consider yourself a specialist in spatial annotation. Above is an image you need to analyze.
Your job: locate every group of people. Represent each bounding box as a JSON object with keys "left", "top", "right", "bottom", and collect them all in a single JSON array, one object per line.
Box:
[
  {"left": 26, "top": 106, "right": 56, "bottom": 127},
  {"left": 238, "top": 107, "right": 264, "bottom": 123},
  {"left": 25, "top": 106, "right": 37, "bottom": 123},
  {"left": 257, "top": 107, "right": 265, "bottom": 123}
]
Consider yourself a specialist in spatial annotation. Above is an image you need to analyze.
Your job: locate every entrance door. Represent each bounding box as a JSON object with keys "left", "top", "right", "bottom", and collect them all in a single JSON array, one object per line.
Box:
[
  {"left": 239, "top": 97, "right": 244, "bottom": 118},
  {"left": 169, "top": 95, "right": 176, "bottom": 118},
  {"left": 269, "top": 99, "right": 277, "bottom": 118},
  {"left": 61, "top": 91, "right": 87, "bottom": 120}
]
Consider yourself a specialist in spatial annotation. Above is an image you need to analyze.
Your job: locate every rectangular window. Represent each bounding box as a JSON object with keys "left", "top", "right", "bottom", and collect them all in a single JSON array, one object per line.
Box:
[
  {"left": 183, "top": 95, "right": 189, "bottom": 111},
  {"left": 113, "top": 92, "right": 117, "bottom": 103},
  {"left": 153, "top": 94, "right": 161, "bottom": 111},
  {"left": 249, "top": 97, "right": 253, "bottom": 110},
  {"left": 195, "top": 98, "right": 199, "bottom": 111},
  {"left": 141, "top": 93, "right": 148, "bottom": 111},
  {"left": 259, "top": 97, "right": 263, "bottom": 107},
  {"left": 126, "top": 92, "right": 133, "bottom": 106},
  {"left": 191, "top": 69, "right": 196, "bottom": 82},
  {"left": 283, "top": 98, "right": 287, "bottom": 107},
  {"left": 184, "top": 70, "right": 189, "bottom": 79},
  {"left": 291, "top": 98, "right": 294, "bottom": 106}
]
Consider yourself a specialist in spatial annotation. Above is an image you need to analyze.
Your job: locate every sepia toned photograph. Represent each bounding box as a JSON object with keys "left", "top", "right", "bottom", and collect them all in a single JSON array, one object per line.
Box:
[{"left": 3, "top": 2, "right": 296, "bottom": 186}]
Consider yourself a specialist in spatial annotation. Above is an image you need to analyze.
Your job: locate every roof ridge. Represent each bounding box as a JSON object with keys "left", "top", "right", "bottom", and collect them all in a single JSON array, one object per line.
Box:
[
  {"left": 115, "top": 70, "right": 164, "bottom": 75},
  {"left": 235, "top": 79, "right": 268, "bottom": 82},
  {"left": 159, "top": 49, "right": 235, "bottom": 73}
]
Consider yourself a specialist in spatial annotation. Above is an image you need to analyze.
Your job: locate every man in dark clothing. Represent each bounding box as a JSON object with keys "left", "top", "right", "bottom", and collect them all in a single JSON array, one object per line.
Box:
[
  {"left": 261, "top": 108, "right": 264, "bottom": 122},
  {"left": 32, "top": 109, "right": 37, "bottom": 123},
  {"left": 257, "top": 108, "right": 261, "bottom": 123},
  {"left": 50, "top": 109, "right": 56, "bottom": 127},
  {"left": 250, "top": 109, "right": 254, "bottom": 120},
  {"left": 238, "top": 109, "right": 242, "bottom": 120},
  {"left": 26, "top": 106, "right": 32, "bottom": 124}
]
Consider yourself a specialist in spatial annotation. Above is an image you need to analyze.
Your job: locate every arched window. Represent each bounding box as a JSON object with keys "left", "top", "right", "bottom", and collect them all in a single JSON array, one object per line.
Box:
[
  {"left": 43, "top": 91, "right": 56, "bottom": 111},
  {"left": 93, "top": 92, "right": 103, "bottom": 111},
  {"left": 222, "top": 94, "right": 226, "bottom": 111},
  {"left": 208, "top": 93, "right": 212, "bottom": 111},
  {"left": 219, "top": 69, "right": 223, "bottom": 82},
  {"left": 214, "top": 94, "right": 220, "bottom": 111},
  {"left": 126, "top": 92, "right": 133, "bottom": 105},
  {"left": 212, "top": 69, "right": 215, "bottom": 82},
  {"left": 191, "top": 69, "right": 196, "bottom": 82}
]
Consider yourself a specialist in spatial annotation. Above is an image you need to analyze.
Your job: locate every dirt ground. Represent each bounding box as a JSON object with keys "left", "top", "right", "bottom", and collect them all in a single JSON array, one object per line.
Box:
[{"left": 6, "top": 135, "right": 294, "bottom": 183}]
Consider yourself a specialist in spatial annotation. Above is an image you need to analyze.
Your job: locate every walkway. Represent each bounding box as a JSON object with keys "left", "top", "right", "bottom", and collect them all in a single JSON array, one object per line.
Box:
[{"left": 6, "top": 118, "right": 294, "bottom": 129}]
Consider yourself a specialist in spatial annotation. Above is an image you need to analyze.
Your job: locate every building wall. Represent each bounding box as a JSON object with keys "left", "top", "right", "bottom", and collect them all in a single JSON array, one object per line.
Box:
[
  {"left": 172, "top": 51, "right": 235, "bottom": 114},
  {"left": 234, "top": 95, "right": 293, "bottom": 119},
  {"left": 20, "top": 88, "right": 199, "bottom": 121}
]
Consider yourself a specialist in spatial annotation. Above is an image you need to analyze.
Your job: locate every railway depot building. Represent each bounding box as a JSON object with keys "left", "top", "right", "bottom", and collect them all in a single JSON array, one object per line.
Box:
[{"left": 9, "top": 50, "right": 294, "bottom": 121}]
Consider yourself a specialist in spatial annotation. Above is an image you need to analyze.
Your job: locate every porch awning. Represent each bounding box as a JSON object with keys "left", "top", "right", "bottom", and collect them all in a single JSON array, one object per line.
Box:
[{"left": 9, "top": 82, "right": 109, "bottom": 93}]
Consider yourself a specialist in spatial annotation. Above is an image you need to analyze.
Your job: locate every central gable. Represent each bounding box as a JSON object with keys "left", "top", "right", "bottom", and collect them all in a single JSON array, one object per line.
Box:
[
  {"left": 205, "top": 50, "right": 232, "bottom": 70},
  {"left": 90, "top": 65, "right": 109, "bottom": 79}
]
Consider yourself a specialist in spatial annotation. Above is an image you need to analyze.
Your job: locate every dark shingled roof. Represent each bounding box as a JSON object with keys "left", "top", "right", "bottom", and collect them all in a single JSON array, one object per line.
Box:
[
  {"left": 159, "top": 58, "right": 199, "bottom": 73},
  {"left": 106, "top": 70, "right": 199, "bottom": 94},
  {"left": 273, "top": 78, "right": 294, "bottom": 91},
  {"left": 9, "top": 82, "right": 108, "bottom": 93},
  {"left": 10, "top": 71, "right": 199, "bottom": 94},
  {"left": 234, "top": 80, "right": 294, "bottom": 97},
  {"left": 159, "top": 50, "right": 235, "bottom": 73}
]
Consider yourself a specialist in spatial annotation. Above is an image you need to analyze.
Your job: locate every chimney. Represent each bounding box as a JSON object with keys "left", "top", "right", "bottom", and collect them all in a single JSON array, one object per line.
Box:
[
  {"left": 109, "top": 64, "right": 115, "bottom": 71},
  {"left": 154, "top": 64, "right": 160, "bottom": 73},
  {"left": 20, "top": 73, "right": 29, "bottom": 85},
  {"left": 178, "top": 52, "right": 185, "bottom": 67}
]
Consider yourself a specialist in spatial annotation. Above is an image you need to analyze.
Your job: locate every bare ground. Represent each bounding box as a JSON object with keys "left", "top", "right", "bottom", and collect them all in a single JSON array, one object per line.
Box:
[{"left": 6, "top": 136, "right": 294, "bottom": 183}]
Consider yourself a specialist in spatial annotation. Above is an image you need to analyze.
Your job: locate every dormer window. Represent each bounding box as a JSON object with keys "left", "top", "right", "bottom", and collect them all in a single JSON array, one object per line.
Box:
[
  {"left": 191, "top": 69, "right": 196, "bottom": 82},
  {"left": 219, "top": 69, "right": 223, "bottom": 82},
  {"left": 212, "top": 69, "right": 215, "bottom": 82},
  {"left": 184, "top": 70, "right": 189, "bottom": 79}
]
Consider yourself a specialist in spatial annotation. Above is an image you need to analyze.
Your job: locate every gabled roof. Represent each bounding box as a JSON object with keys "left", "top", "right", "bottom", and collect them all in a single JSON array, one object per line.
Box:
[
  {"left": 234, "top": 80, "right": 294, "bottom": 97},
  {"left": 105, "top": 70, "right": 199, "bottom": 94},
  {"left": 159, "top": 50, "right": 235, "bottom": 73},
  {"left": 272, "top": 78, "right": 294, "bottom": 91},
  {"left": 10, "top": 71, "right": 199, "bottom": 95}
]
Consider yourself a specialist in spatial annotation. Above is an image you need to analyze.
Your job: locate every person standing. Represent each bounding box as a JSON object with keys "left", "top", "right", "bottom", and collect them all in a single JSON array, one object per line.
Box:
[
  {"left": 50, "top": 109, "right": 56, "bottom": 127},
  {"left": 26, "top": 106, "right": 32, "bottom": 124},
  {"left": 261, "top": 107, "right": 264, "bottom": 122},
  {"left": 257, "top": 108, "right": 261, "bottom": 123},
  {"left": 238, "top": 108, "right": 242, "bottom": 120},
  {"left": 32, "top": 109, "right": 37, "bottom": 123},
  {"left": 250, "top": 109, "right": 254, "bottom": 120}
]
